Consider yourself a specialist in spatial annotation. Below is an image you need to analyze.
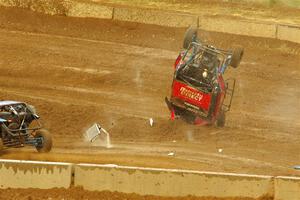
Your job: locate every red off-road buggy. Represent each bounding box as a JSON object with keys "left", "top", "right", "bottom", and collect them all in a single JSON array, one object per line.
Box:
[{"left": 165, "top": 27, "right": 244, "bottom": 127}]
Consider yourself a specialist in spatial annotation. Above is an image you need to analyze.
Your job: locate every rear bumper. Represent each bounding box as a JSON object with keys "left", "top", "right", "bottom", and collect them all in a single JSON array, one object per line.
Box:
[{"left": 165, "top": 96, "right": 210, "bottom": 119}]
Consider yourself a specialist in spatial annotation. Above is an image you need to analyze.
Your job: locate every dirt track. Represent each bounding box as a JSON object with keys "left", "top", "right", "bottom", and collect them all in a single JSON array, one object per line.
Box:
[
  {"left": 0, "top": 5, "right": 300, "bottom": 181},
  {"left": 0, "top": 187, "right": 273, "bottom": 200}
]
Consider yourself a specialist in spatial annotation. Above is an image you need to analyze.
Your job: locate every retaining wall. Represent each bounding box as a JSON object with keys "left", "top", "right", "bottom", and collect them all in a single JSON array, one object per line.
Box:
[
  {"left": 64, "top": 1, "right": 113, "bottom": 19},
  {"left": 0, "top": 0, "right": 300, "bottom": 44},
  {"left": 0, "top": 0, "right": 66, "bottom": 15},
  {"left": 0, "top": 0, "right": 113, "bottom": 18},
  {"left": 113, "top": 7, "right": 198, "bottom": 27},
  {"left": 277, "top": 24, "right": 300, "bottom": 44},
  {"left": 274, "top": 176, "right": 300, "bottom": 200},
  {"left": 0, "top": 159, "right": 73, "bottom": 189},
  {"left": 0, "top": 159, "right": 300, "bottom": 199},
  {"left": 198, "top": 18, "right": 277, "bottom": 38},
  {"left": 74, "top": 164, "right": 274, "bottom": 198},
  {"left": 234, "top": 0, "right": 300, "bottom": 7}
]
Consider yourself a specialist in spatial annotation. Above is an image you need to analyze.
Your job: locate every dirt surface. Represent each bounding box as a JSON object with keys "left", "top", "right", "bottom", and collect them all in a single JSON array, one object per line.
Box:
[
  {"left": 93, "top": 0, "right": 300, "bottom": 25},
  {"left": 0, "top": 187, "right": 273, "bottom": 200},
  {"left": 0, "top": 5, "right": 300, "bottom": 180}
]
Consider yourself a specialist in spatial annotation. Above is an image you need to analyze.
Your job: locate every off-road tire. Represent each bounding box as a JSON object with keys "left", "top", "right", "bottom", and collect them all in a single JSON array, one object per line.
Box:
[
  {"left": 216, "top": 110, "right": 226, "bottom": 127},
  {"left": 183, "top": 27, "right": 198, "bottom": 49},
  {"left": 0, "top": 138, "right": 3, "bottom": 151},
  {"left": 230, "top": 47, "right": 244, "bottom": 68},
  {"left": 34, "top": 129, "right": 52, "bottom": 153}
]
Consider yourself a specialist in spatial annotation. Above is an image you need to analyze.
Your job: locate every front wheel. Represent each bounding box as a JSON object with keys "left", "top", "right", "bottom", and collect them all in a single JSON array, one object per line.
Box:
[
  {"left": 0, "top": 138, "right": 3, "bottom": 151},
  {"left": 183, "top": 26, "right": 198, "bottom": 49},
  {"left": 230, "top": 47, "right": 244, "bottom": 68},
  {"left": 34, "top": 129, "right": 52, "bottom": 153}
]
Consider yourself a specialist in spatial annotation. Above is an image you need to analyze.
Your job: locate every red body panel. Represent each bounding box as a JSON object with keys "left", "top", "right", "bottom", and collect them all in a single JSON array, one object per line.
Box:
[
  {"left": 172, "top": 80, "right": 211, "bottom": 111},
  {"left": 174, "top": 53, "right": 182, "bottom": 69}
]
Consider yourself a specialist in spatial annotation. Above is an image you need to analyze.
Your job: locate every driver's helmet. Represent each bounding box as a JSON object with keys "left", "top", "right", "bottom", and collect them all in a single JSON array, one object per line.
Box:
[
  {"left": 200, "top": 50, "right": 218, "bottom": 69},
  {"left": 3, "top": 105, "right": 11, "bottom": 112}
]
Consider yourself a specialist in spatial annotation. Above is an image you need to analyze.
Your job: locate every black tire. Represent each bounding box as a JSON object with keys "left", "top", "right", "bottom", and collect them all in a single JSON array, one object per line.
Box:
[
  {"left": 183, "top": 27, "right": 198, "bottom": 49},
  {"left": 230, "top": 47, "right": 244, "bottom": 68},
  {"left": 216, "top": 110, "right": 226, "bottom": 127},
  {"left": 0, "top": 138, "right": 3, "bottom": 151},
  {"left": 34, "top": 129, "right": 52, "bottom": 153}
]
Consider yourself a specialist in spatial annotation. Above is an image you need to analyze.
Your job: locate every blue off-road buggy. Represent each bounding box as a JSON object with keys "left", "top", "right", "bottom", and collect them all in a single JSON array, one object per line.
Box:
[{"left": 0, "top": 101, "right": 52, "bottom": 152}]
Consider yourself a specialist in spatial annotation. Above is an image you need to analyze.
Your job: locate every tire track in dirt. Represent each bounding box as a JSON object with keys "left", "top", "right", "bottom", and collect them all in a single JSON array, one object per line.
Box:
[{"left": 0, "top": 29, "right": 179, "bottom": 59}]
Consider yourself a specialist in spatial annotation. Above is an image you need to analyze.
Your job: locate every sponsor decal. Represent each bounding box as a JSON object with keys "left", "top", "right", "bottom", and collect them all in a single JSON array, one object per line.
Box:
[{"left": 180, "top": 87, "right": 203, "bottom": 102}]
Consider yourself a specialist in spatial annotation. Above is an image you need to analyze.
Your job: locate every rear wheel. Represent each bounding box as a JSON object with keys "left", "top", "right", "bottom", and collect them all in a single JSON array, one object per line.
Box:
[
  {"left": 216, "top": 110, "right": 226, "bottom": 127},
  {"left": 230, "top": 47, "right": 244, "bottom": 68},
  {"left": 34, "top": 129, "right": 52, "bottom": 153},
  {"left": 183, "top": 27, "right": 198, "bottom": 49},
  {"left": 0, "top": 138, "right": 3, "bottom": 151}
]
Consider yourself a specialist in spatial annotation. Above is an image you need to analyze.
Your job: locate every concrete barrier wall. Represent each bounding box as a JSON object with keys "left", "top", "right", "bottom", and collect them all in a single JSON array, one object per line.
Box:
[
  {"left": 74, "top": 164, "right": 273, "bottom": 198},
  {"left": 0, "top": 159, "right": 73, "bottom": 189},
  {"left": 232, "top": 0, "right": 300, "bottom": 8},
  {"left": 1, "top": 159, "right": 300, "bottom": 199},
  {"left": 64, "top": 1, "right": 113, "bottom": 19},
  {"left": 277, "top": 24, "right": 300, "bottom": 44},
  {"left": 0, "top": 0, "right": 113, "bottom": 18},
  {"left": 274, "top": 176, "right": 300, "bottom": 200},
  {"left": 198, "top": 17, "right": 277, "bottom": 38},
  {"left": 0, "top": 0, "right": 67, "bottom": 15},
  {"left": 113, "top": 7, "right": 198, "bottom": 28}
]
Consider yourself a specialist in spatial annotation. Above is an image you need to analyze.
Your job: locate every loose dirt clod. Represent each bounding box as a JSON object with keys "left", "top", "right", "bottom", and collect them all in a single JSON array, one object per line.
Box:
[{"left": 149, "top": 118, "right": 154, "bottom": 126}]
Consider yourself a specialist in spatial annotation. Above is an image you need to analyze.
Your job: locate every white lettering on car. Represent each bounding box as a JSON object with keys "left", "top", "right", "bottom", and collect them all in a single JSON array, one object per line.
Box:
[{"left": 179, "top": 87, "right": 203, "bottom": 102}]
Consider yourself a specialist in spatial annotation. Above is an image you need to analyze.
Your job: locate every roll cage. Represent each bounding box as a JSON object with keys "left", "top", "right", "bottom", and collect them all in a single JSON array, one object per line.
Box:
[
  {"left": 0, "top": 103, "right": 42, "bottom": 138},
  {"left": 175, "top": 41, "right": 235, "bottom": 95}
]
